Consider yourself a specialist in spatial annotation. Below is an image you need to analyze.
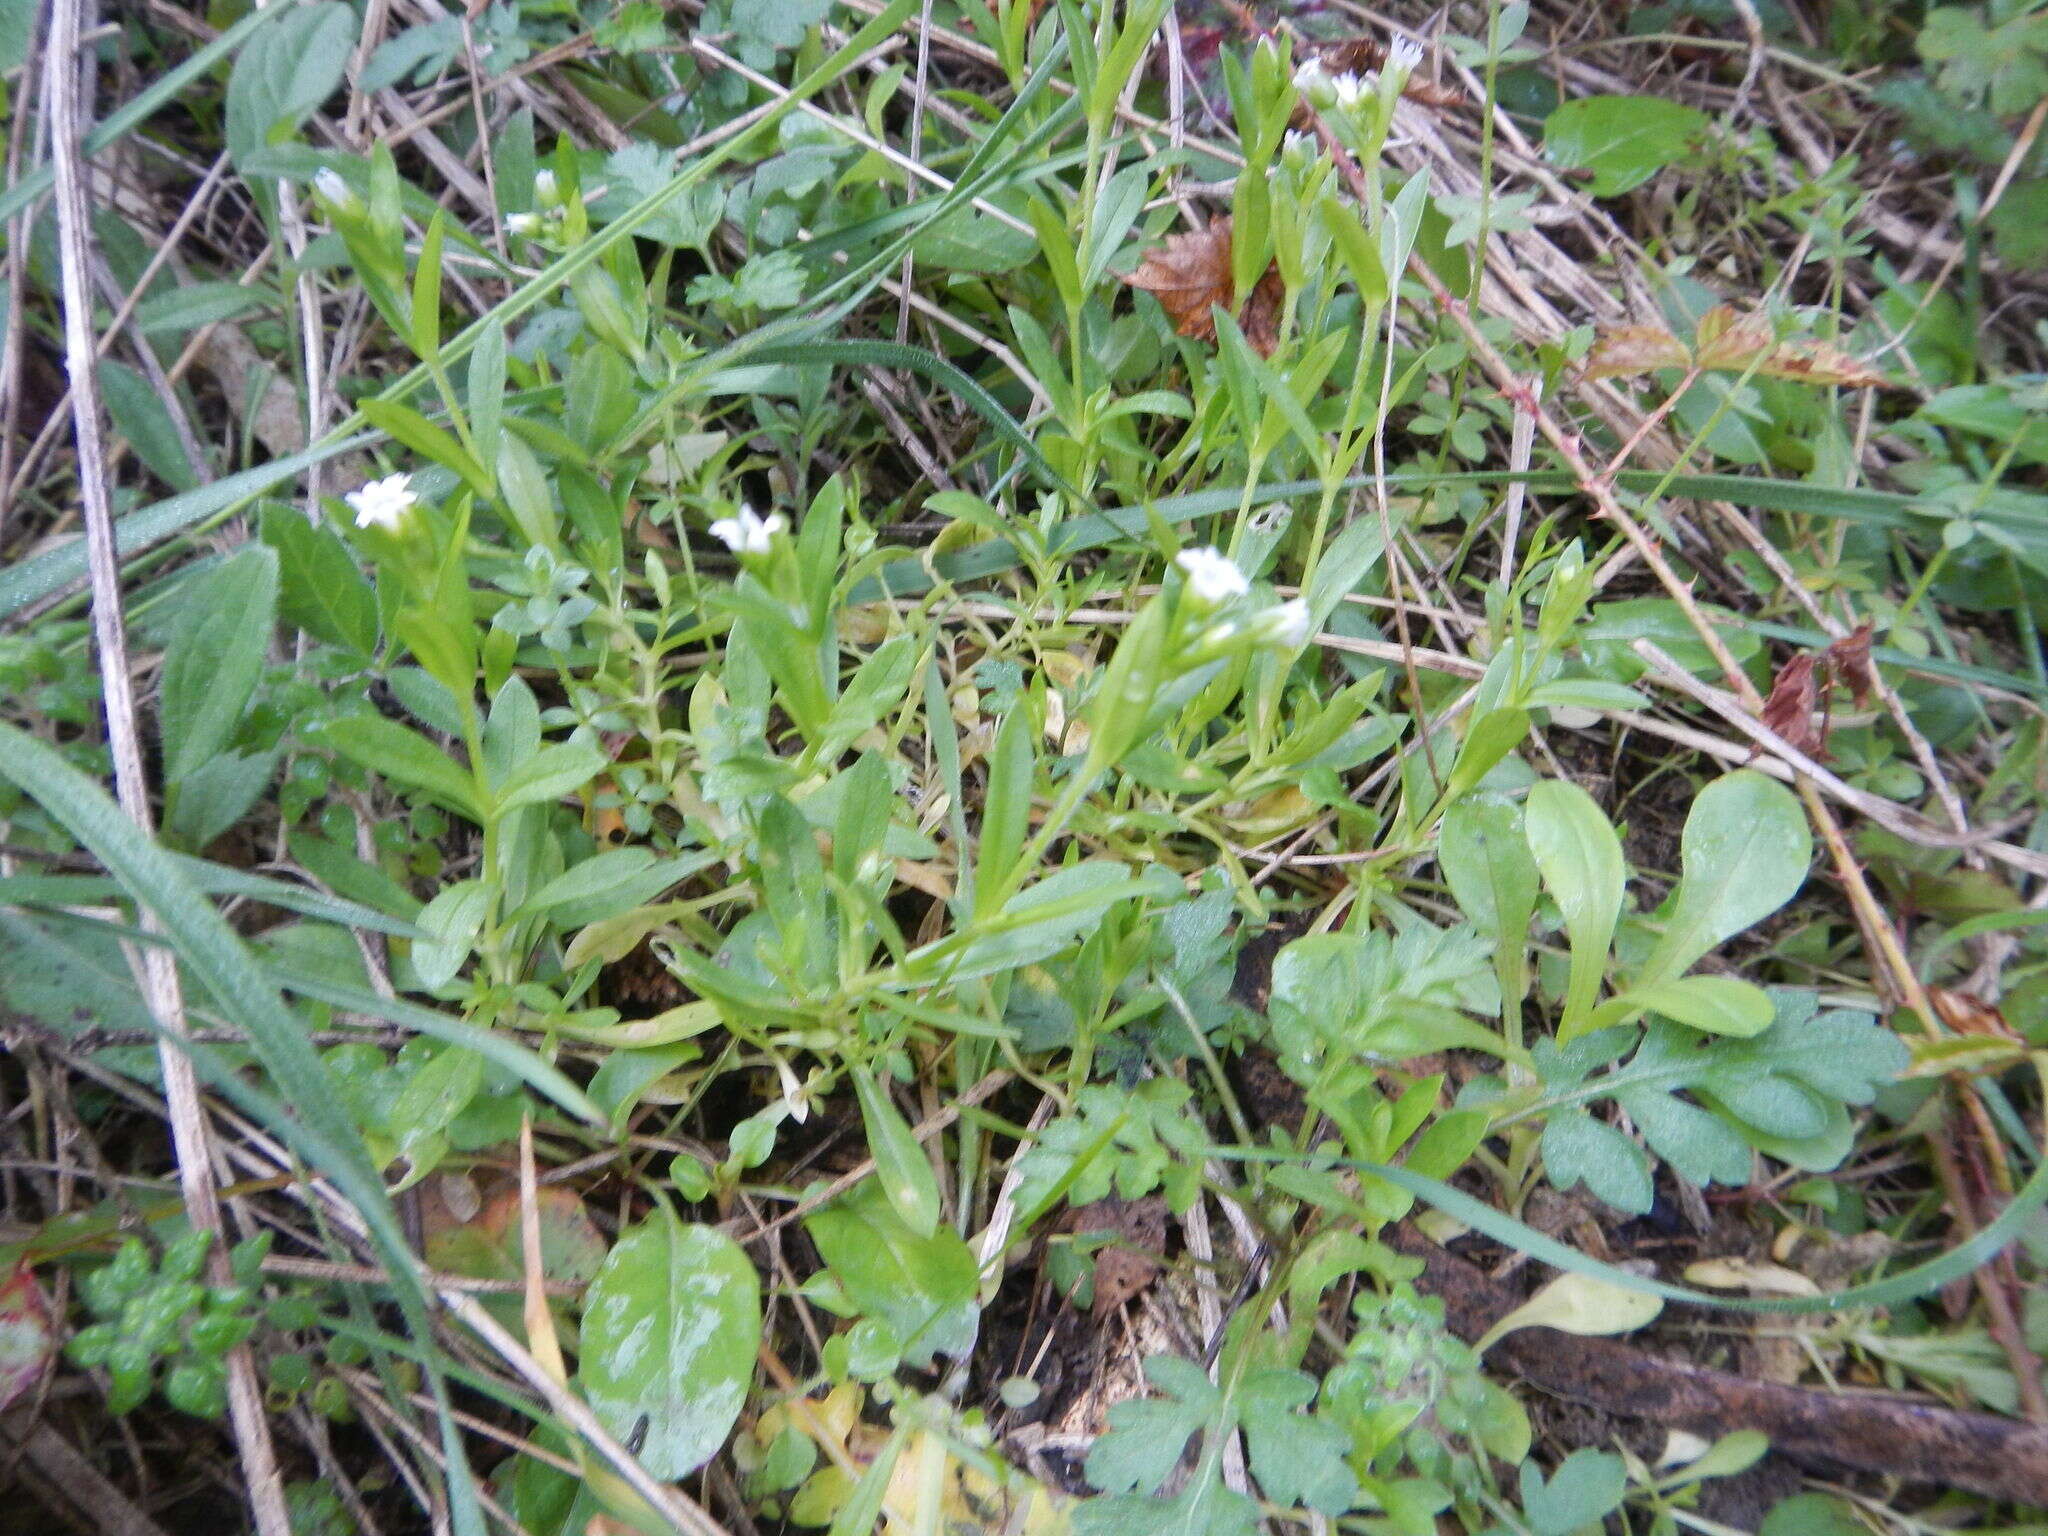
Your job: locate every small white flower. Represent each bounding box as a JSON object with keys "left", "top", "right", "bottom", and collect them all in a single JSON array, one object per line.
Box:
[
  {"left": 312, "top": 168, "right": 357, "bottom": 212},
  {"left": 533, "top": 169, "right": 560, "bottom": 207},
  {"left": 773, "top": 1059, "right": 811, "bottom": 1124},
  {"left": 1293, "top": 58, "right": 1336, "bottom": 110},
  {"left": 1252, "top": 598, "right": 1314, "bottom": 650},
  {"left": 345, "top": 473, "right": 418, "bottom": 531},
  {"left": 1330, "top": 72, "right": 1368, "bottom": 108},
  {"left": 1386, "top": 37, "right": 1424, "bottom": 76},
  {"left": 1175, "top": 546, "right": 1250, "bottom": 606},
  {"left": 708, "top": 505, "right": 786, "bottom": 557},
  {"left": 1281, "top": 129, "right": 1318, "bottom": 165},
  {"left": 506, "top": 211, "right": 541, "bottom": 237}
]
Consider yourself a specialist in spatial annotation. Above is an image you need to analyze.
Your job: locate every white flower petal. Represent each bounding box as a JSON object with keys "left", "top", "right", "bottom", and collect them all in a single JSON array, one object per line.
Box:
[
  {"left": 1387, "top": 38, "right": 1424, "bottom": 75},
  {"left": 345, "top": 473, "right": 418, "bottom": 531},
  {"left": 709, "top": 506, "right": 786, "bottom": 557},
  {"left": 1175, "top": 546, "right": 1250, "bottom": 606},
  {"left": 1256, "top": 598, "right": 1313, "bottom": 650}
]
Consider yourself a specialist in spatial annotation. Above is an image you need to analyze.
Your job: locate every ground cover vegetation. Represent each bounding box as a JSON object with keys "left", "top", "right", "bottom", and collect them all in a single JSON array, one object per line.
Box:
[{"left": 3, "top": 1, "right": 2048, "bottom": 1533}]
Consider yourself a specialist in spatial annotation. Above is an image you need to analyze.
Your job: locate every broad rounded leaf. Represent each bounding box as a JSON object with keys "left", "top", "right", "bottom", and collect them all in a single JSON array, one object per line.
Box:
[
  {"left": 580, "top": 1214, "right": 759, "bottom": 1479},
  {"left": 1544, "top": 95, "right": 1710, "bottom": 196},
  {"left": 1642, "top": 770, "right": 1811, "bottom": 987}
]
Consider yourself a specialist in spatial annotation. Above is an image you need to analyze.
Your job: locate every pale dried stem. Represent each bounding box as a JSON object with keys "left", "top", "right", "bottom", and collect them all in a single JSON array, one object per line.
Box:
[{"left": 43, "top": 0, "right": 289, "bottom": 1526}]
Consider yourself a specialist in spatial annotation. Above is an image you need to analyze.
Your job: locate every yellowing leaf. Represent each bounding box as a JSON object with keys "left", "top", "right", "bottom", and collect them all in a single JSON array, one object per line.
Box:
[
  {"left": 1582, "top": 323, "right": 1690, "bottom": 380},
  {"left": 1473, "top": 1270, "right": 1663, "bottom": 1355},
  {"left": 1683, "top": 1256, "right": 1821, "bottom": 1296}
]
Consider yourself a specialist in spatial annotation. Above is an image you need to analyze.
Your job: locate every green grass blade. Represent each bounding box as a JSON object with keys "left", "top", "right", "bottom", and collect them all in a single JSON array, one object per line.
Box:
[{"left": 0, "top": 721, "right": 486, "bottom": 1530}]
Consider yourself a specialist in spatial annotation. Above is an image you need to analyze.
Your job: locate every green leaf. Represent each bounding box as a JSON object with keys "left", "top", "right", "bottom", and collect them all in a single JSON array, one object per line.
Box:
[
  {"left": 805, "top": 1179, "right": 978, "bottom": 1369},
  {"left": 317, "top": 715, "right": 482, "bottom": 819},
  {"left": 1541, "top": 1108, "right": 1653, "bottom": 1213},
  {"left": 1543, "top": 95, "right": 1709, "bottom": 196},
  {"left": 1641, "top": 770, "right": 1810, "bottom": 987},
  {"left": 917, "top": 862, "right": 1173, "bottom": 982},
  {"left": 975, "top": 704, "right": 1034, "bottom": 917},
  {"left": 1524, "top": 780, "right": 1624, "bottom": 1041},
  {"left": 1319, "top": 193, "right": 1388, "bottom": 307},
  {"left": 1439, "top": 707, "right": 1530, "bottom": 810},
  {"left": 1520, "top": 1450, "right": 1627, "bottom": 1536},
  {"left": 1439, "top": 793, "right": 1538, "bottom": 1015},
  {"left": 99, "top": 360, "right": 199, "bottom": 491},
  {"left": 1761, "top": 1494, "right": 1866, "bottom": 1536},
  {"left": 1623, "top": 973, "right": 1776, "bottom": 1037},
  {"left": 223, "top": 2, "right": 358, "bottom": 169},
  {"left": 1084, "top": 1355, "right": 1216, "bottom": 1497},
  {"left": 411, "top": 880, "right": 490, "bottom": 991},
  {"left": 386, "top": 1042, "right": 481, "bottom": 1175},
  {"left": 358, "top": 398, "right": 491, "bottom": 498},
  {"left": 164, "top": 750, "right": 278, "bottom": 851},
  {"left": 580, "top": 1212, "right": 760, "bottom": 1479},
  {"left": 489, "top": 740, "right": 605, "bottom": 815},
  {"left": 852, "top": 1066, "right": 942, "bottom": 1240},
  {"left": 468, "top": 318, "right": 505, "bottom": 468},
  {"left": 159, "top": 546, "right": 279, "bottom": 789},
  {"left": 411, "top": 211, "right": 447, "bottom": 362},
  {"left": 1239, "top": 1370, "right": 1356, "bottom": 1515},
  {"left": 259, "top": 504, "right": 377, "bottom": 655}
]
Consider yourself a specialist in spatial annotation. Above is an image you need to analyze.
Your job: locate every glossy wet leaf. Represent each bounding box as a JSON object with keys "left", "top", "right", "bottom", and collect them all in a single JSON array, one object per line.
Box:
[{"left": 579, "top": 1212, "right": 759, "bottom": 1479}]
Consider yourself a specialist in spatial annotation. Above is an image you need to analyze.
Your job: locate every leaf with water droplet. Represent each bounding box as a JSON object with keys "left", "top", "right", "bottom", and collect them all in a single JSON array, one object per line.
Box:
[{"left": 579, "top": 1211, "right": 759, "bottom": 1479}]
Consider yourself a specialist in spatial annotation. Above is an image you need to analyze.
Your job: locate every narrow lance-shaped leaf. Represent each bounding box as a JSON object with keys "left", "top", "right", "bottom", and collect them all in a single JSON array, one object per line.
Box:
[
  {"left": 852, "top": 1065, "right": 943, "bottom": 1239},
  {"left": 1524, "top": 780, "right": 1625, "bottom": 1043}
]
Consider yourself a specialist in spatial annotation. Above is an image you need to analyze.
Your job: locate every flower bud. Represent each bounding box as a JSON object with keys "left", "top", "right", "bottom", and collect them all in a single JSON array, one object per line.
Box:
[{"left": 312, "top": 168, "right": 358, "bottom": 213}]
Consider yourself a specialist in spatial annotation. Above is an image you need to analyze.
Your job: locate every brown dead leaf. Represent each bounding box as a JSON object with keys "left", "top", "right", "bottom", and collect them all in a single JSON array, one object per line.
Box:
[
  {"left": 1757, "top": 651, "right": 1826, "bottom": 758},
  {"left": 1121, "top": 219, "right": 1286, "bottom": 357},
  {"left": 1754, "top": 337, "right": 1892, "bottom": 389},
  {"left": 1824, "top": 621, "right": 1877, "bottom": 705},
  {"left": 1581, "top": 323, "right": 1690, "bottom": 380},
  {"left": 1122, "top": 221, "right": 1234, "bottom": 343},
  {"left": 1696, "top": 305, "right": 1890, "bottom": 388},
  {"left": 1587, "top": 307, "right": 1889, "bottom": 390},
  {"left": 1692, "top": 304, "right": 1775, "bottom": 372},
  {"left": 1929, "top": 988, "right": 2021, "bottom": 1040},
  {"left": 1066, "top": 1196, "right": 1168, "bottom": 1320},
  {"left": 1240, "top": 264, "right": 1286, "bottom": 359}
]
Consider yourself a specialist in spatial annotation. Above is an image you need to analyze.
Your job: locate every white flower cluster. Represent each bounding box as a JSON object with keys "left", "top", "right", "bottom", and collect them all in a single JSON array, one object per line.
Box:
[
  {"left": 1173, "top": 547, "right": 1315, "bottom": 651},
  {"left": 1292, "top": 58, "right": 1368, "bottom": 111}
]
